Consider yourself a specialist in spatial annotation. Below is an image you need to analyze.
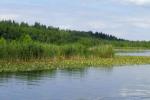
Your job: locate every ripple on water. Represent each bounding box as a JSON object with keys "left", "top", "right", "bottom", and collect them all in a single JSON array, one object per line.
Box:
[{"left": 120, "top": 84, "right": 150, "bottom": 100}]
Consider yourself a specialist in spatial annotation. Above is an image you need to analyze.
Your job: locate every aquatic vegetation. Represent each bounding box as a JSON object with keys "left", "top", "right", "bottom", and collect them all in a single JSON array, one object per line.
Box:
[
  {"left": 89, "top": 45, "right": 114, "bottom": 58},
  {"left": 0, "top": 56, "right": 150, "bottom": 72},
  {"left": 0, "top": 37, "right": 114, "bottom": 60}
]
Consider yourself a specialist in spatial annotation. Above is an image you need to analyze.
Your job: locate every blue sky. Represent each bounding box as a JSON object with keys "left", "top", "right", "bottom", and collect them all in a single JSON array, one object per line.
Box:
[{"left": 0, "top": 0, "right": 150, "bottom": 40}]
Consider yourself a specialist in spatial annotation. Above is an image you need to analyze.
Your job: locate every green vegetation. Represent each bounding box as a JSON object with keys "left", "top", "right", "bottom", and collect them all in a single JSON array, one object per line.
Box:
[
  {"left": 0, "top": 20, "right": 117, "bottom": 60},
  {"left": 0, "top": 20, "right": 150, "bottom": 72},
  {"left": 0, "top": 36, "right": 114, "bottom": 60},
  {"left": 0, "top": 56, "right": 150, "bottom": 72},
  {"left": 0, "top": 20, "right": 150, "bottom": 50},
  {"left": 0, "top": 20, "right": 120, "bottom": 44}
]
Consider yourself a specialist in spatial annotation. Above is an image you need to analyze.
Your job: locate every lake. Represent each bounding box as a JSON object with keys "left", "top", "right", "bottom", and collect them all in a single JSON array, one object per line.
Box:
[
  {"left": 1, "top": 65, "right": 150, "bottom": 100},
  {"left": 116, "top": 50, "right": 150, "bottom": 56}
]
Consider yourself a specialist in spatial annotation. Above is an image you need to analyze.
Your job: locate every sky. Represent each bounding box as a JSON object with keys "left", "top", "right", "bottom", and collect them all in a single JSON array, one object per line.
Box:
[{"left": 0, "top": 0, "right": 150, "bottom": 40}]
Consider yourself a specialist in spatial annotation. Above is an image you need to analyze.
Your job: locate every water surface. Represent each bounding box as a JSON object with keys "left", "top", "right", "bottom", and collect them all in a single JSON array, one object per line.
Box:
[
  {"left": 116, "top": 50, "right": 150, "bottom": 56},
  {"left": 1, "top": 65, "right": 150, "bottom": 100}
]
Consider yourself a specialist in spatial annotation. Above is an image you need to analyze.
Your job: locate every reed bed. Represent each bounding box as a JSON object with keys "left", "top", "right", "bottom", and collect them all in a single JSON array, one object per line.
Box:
[{"left": 0, "top": 37, "right": 114, "bottom": 61}]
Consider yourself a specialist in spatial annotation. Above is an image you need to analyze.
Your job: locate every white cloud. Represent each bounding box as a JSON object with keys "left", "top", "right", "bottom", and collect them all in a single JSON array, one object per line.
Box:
[
  {"left": 116, "top": 17, "right": 150, "bottom": 28},
  {"left": 121, "top": 0, "right": 150, "bottom": 6},
  {"left": 131, "top": 21, "right": 150, "bottom": 28},
  {"left": 0, "top": 14, "right": 20, "bottom": 20},
  {"left": 87, "top": 21, "right": 107, "bottom": 29}
]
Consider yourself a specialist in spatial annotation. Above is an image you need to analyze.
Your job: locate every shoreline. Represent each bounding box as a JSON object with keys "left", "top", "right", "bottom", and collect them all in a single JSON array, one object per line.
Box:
[{"left": 1, "top": 56, "right": 150, "bottom": 72}]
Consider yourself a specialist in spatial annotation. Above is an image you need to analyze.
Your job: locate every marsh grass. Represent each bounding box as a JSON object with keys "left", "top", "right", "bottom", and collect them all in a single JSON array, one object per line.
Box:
[
  {"left": 0, "top": 37, "right": 114, "bottom": 60},
  {"left": 89, "top": 45, "right": 114, "bottom": 58},
  {"left": 0, "top": 56, "right": 150, "bottom": 72}
]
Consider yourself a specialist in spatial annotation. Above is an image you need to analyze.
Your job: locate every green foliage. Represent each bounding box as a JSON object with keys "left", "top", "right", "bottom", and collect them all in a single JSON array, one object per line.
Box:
[
  {"left": 89, "top": 45, "right": 114, "bottom": 58},
  {"left": 0, "top": 39, "right": 114, "bottom": 60},
  {"left": 0, "top": 20, "right": 149, "bottom": 61},
  {"left": 0, "top": 20, "right": 120, "bottom": 45},
  {"left": 21, "top": 34, "right": 33, "bottom": 44},
  {"left": 0, "top": 37, "right": 6, "bottom": 45},
  {"left": 0, "top": 38, "right": 7, "bottom": 58}
]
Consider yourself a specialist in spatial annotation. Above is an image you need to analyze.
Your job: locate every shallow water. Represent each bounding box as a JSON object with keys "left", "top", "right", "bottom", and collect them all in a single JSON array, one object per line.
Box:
[
  {"left": 116, "top": 50, "right": 150, "bottom": 56},
  {"left": 1, "top": 65, "right": 150, "bottom": 100}
]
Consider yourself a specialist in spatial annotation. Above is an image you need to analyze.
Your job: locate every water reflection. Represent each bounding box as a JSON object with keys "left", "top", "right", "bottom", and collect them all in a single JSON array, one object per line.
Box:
[
  {"left": 0, "top": 67, "right": 114, "bottom": 85},
  {"left": 0, "top": 68, "right": 88, "bottom": 85},
  {"left": 59, "top": 68, "right": 88, "bottom": 79},
  {"left": 0, "top": 70, "right": 55, "bottom": 83},
  {"left": 1, "top": 65, "right": 150, "bottom": 100}
]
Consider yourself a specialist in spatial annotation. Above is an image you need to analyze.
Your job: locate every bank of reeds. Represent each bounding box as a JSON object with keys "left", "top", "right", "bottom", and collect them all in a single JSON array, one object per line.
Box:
[{"left": 0, "top": 37, "right": 114, "bottom": 61}]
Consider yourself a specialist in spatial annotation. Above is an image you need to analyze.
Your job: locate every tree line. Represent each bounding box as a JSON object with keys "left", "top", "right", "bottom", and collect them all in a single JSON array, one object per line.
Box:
[{"left": 0, "top": 20, "right": 122, "bottom": 45}]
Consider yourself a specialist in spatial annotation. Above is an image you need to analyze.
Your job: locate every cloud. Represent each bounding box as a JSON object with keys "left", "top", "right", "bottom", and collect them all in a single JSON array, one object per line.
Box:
[
  {"left": 120, "top": 0, "right": 150, "bottom": 6},
  {"left": 116, "top": 17, "right": 150, "bottom": 28},
  {"left": 0, "top": 14, "right": 20, "bottom": 20}
]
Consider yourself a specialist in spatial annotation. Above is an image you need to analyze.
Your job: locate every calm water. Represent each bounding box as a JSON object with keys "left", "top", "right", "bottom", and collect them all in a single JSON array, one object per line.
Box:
[
  {"left": 1, "top": 65, "right": 150, "bottom": 100},
  {"left": 116, "top": 50, "right": 150, "bottom": 56}
]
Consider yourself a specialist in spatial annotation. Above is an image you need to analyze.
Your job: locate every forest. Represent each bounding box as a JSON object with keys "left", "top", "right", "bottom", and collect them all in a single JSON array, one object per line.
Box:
[{"left": 0, "top": 20, "right": 150, "bottom": 60}]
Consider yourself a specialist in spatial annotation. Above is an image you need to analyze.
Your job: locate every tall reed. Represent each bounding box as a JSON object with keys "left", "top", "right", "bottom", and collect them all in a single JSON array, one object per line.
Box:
[{"left": 0, "top": 37, "right": 114, "bottom": 61}]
